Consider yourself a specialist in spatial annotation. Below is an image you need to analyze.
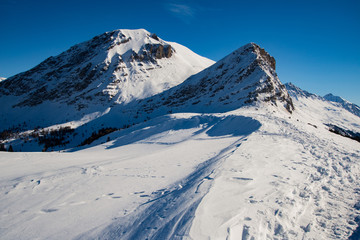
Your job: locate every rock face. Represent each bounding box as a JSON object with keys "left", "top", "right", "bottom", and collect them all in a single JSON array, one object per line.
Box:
[{"left": 256, "top": 44, "right": 276, "bottom": 70}]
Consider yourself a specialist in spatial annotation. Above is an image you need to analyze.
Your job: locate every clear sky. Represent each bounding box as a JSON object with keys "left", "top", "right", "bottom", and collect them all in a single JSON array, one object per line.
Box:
[{"left": 1, "top": 0, "right": 359, "bottom": 105}]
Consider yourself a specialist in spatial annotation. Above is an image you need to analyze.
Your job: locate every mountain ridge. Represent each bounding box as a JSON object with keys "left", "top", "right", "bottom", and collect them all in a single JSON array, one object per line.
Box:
[{"left": 285, "top": 82, "right": 360, "bottom": 119}]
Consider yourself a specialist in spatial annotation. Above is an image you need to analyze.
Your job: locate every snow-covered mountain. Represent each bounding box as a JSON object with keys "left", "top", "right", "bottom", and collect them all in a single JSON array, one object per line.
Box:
[
  {"left": 133, "top": 43, "right": 294, "bottom": 114},
  {"left": 0, "top": 29, "right": 214, "bottom": 131},
  {"left": 1, "top": 32, "right": 360, "bottom": 240},
  {"left": 324, "top": 93, "right": 360, "bottom": 118},
  {"left": 0, "top": 77, "right": 6, "bottom": 82},
  {"left": 286, "top": 83, "right": 360, "bottom": 131},
  {"left": 1, "top": 42, "right": 294, "bottom": 152},
  {"left": 82, "top": 42, "right": 294, "bottom": 131}
]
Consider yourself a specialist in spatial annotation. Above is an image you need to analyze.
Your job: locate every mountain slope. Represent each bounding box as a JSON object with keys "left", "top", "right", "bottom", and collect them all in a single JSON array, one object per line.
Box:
[
  {"left": 1, "top": 105, "right": 359, "bottom": 240},
  {"left": 0, "top": 29, "right": 214, "bottom": 131}
]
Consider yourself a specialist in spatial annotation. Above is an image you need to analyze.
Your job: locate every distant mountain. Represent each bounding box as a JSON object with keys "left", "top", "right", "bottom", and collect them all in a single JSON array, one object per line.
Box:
[
  {"left": 324, "top": 93, "right": 360, "bottom": 118},
  {"left": 0, "top": 29, "right": 214, "bottom": 131},
  {"left": 0, "top": 77, "right": 6, "bottom": 82},
  {"left": 285, "top": 83, "right": 360, "bottom": 119}
]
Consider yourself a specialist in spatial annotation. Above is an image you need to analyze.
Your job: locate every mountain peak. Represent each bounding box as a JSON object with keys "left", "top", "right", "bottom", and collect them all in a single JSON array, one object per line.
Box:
[
  {"left": 0, "top": 29, "right": 214, "bottom": 130},
  {"left": 323, "top": 93, "right": 348, "bottom": 104},
  {"left": 0, "top": 29, "right": 213, "bottom": 106},
  {"left": 117, "top": 42, "right": 295, "bottom": 120}
]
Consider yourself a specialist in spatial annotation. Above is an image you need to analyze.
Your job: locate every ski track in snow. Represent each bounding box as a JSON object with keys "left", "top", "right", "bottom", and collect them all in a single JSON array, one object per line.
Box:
[{"left": 84, "top": 137, "right": 245, "bottom": 240}]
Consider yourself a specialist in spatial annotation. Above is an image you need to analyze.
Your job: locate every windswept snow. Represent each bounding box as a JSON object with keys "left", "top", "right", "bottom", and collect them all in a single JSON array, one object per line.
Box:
[{"left": 0, "top": 114, "right": 261, "bottom": 239}]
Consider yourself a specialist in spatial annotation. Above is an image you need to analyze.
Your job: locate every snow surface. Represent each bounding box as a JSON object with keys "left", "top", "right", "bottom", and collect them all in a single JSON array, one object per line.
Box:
[{"left": 1, "top": 100, "right": 359, "bottom": 239}]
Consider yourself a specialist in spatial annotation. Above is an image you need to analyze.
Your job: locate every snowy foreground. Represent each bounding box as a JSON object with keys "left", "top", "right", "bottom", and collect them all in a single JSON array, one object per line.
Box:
[{"left": 1, "top": 100, "right": 360, "bottom": 240}]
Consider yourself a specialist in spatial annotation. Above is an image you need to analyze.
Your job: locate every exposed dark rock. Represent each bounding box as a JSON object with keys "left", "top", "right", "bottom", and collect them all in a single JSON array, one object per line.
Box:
[
  {"left": 325, "top": 124, "right": 360, "bottom": 143},
  {"left": 150, "top": 33, "right": 159, "bottom": 41},
  {"left": 252, "top": 43, "right": 276, "bottom": 70}
]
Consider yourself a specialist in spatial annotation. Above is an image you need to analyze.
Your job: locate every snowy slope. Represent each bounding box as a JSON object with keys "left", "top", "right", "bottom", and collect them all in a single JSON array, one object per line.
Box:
[
  {"left": 0, "top": 29, "right": 214, "bottom": 131},
  {"left": 0, "top": 105, "right": 359, "bottom": 239},
  {"left": 189, "top": 106, "right": 360, "bottom": 240},
  {"left": 0, "top": 77, "right": 6, "bottom": 82}
]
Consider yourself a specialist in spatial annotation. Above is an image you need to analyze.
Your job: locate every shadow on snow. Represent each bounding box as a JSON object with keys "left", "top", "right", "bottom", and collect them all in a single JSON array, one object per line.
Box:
[{"left": 104, "top": 114, "right": 261, "bottom": 149}]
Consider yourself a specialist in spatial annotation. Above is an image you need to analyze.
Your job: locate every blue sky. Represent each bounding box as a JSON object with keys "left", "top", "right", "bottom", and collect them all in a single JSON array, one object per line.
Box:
[{"left": 1, "top": 0, "right": 359, "bottom": 104}]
